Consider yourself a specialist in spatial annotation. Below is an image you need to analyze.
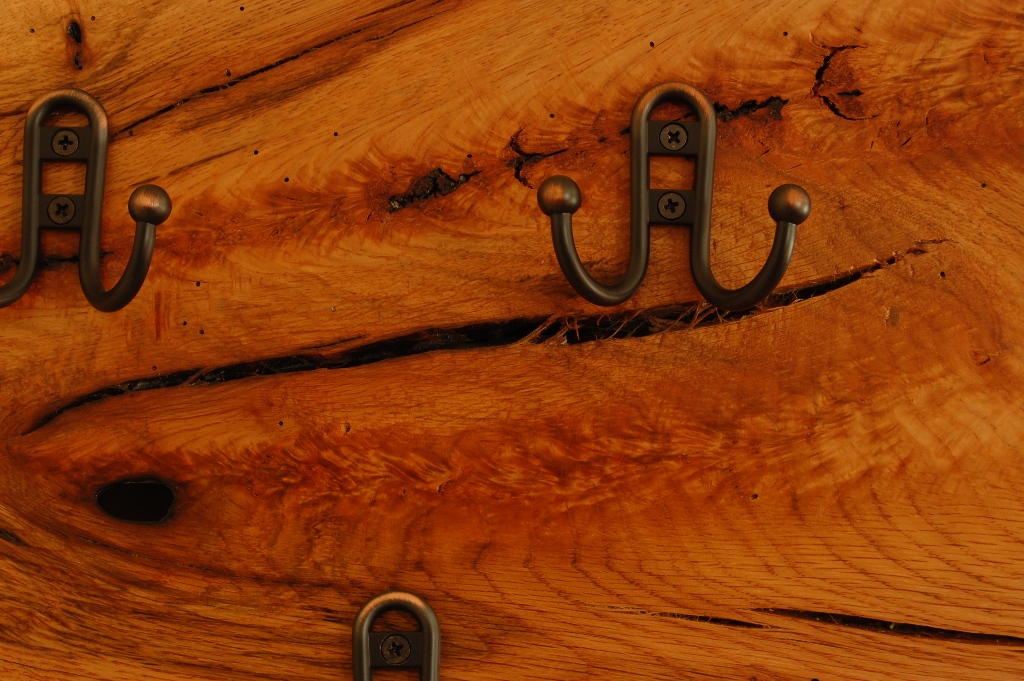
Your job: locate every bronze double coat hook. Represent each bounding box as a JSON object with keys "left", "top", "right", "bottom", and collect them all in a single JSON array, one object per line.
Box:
[
  {"left": 0, "top": 88, "right": 171, "bottom": 311},
  {"left": 538, "top": 82, "right": 811, "bottom": 310}
]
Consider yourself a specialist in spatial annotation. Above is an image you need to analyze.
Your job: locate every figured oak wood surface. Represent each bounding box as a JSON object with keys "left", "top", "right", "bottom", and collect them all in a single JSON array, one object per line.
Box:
[{"left": 1, "top": 0, "right": 1023, "bottom": 679}]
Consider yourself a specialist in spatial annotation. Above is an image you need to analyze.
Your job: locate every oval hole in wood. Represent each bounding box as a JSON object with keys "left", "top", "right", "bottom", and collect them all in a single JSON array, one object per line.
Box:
[{"left": 96, "top": 478, "right": 175, "bottom": 523}]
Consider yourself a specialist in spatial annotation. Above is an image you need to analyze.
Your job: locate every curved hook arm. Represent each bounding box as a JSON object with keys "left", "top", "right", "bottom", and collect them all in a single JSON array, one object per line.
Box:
[
  {"left": 79, "top": 184, "right": 171, "bottom": 312},
  {"left": 0, "top": 206, "right": 41, "bottom": 308},
  {"left": 0, "top": 88, "right": 52, "bottom": 308},
  {"left": 690, "top": 183, "right": 811, "bottom": 311},
  {"left": 538, "top": 175, "right": 649, "bottom": 306}
]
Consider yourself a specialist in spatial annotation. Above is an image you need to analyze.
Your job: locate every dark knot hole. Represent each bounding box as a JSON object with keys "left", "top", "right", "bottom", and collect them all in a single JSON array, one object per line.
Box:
[{"left": 96, "top": 478, "right": 175, "bottom": 523}]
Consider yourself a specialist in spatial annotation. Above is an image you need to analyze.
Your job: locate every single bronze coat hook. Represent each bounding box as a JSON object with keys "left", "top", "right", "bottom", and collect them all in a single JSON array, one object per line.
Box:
[
  {"left": 353, "top": 591, "right": 440, "bottom": 681},
  {"left": 537, "top": 82, "right": 810, "bottom": 311},
  {"left": 0, "top": 88, "right": 171, "bottom": 311}
]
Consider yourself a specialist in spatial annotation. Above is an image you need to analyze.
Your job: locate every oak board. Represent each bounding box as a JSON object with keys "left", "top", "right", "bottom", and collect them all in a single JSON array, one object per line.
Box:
[{"left": 0, "top": 0, "right": 1023, "bottom": 679}]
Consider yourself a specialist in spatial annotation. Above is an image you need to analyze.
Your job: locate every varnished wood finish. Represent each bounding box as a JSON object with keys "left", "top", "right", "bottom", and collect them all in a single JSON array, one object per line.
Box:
[{"left": 1, "top": 0, "right": 1022, "bottom": 678}]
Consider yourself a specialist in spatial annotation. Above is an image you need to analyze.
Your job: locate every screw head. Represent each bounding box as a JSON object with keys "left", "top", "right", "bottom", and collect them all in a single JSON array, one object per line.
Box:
[
  {"left": 657, "top": 192, "right": 685, "bottom": 220},
  {"left": 380, "top": 634, "right": 411, "bottom": 665},
  {"left": 47, "top": 196, "right": 76, "bottom": 225},
  {"left": 659, "top": 123, "right": 687, "bottom": 151},
  {"left": 52, "top": 129, "right": 80, "bottom": 156}
]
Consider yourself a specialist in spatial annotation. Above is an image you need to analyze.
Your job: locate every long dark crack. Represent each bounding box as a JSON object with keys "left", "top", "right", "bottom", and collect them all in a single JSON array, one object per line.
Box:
[
  {"left": 26, "top": 240, "right": 944, "bottom": 434},
  {"left": 0, "top": 251, "right": 112, "bottom": 275},
  {"left": 812, "top": 44, "right": 871, "bottom": 121},
  {"left": 388, "top": 168, "right": 477, "bottom": 212},
  {"left": 714, "top": 97, "right": 787, "bottom": 122},
  {"left": 758, "top": 608, "right": 1024, "bottom": 646},
  {"left": 587, "top": 603, "right": 769, "bottom": 629},
  {"left": 115, "top": 1, "right": 448, "bottom": 138},
  {"left": 507, "top": 130, "right": 567, "bottom": 187}
]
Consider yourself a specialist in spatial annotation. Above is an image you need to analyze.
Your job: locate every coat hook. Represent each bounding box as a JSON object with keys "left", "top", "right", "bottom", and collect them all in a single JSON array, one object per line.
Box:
[
  {"left": 0, "top": 88, "right": 171, "bottom": 312},
  {"left": 537, "top": 82, "right": 810, "bottom": 310},
  {"left": 353, "top": 591, "right": 440, "bottom": 681}
]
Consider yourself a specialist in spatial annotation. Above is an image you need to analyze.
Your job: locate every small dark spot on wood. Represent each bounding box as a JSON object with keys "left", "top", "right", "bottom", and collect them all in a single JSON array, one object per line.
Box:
[
  {"left": 549, "top": 113, "right": 555, "bottom": 118},
  {"left": 30, "top": 28, "right": 35, "bottom": 33},
  {"left": 67, "top": 20, "right": 82, "bottom": 44},
  {"left": 97, "top": 478, "right": 175, "bottom": 524},
  {"left": 253, "top": 149, "right": 258, "bottom": 155},
  {"left": 182, "top": 320, "right": 187, "bottom": 326},
  {"left": 649, "top": 41, "right": 655, "bottom": 47},
  {"left": 284, "top": 177, "right": 289, "bottom": 182},
  {"left": 90, "top": 16, "right": 96, "bottom": 21},
  {"left": 152, "top": 366, "right": 157, "bottom": 370},
  {"left": 195, "top": 281, "right": 201, "bottom": 287},
  {"left": 128, "top": 130, "right": 134, "bottom": 137},
  {"left": 838, "top": 89, "right": 863, "bottom": 97},
  {"left": 199, "top": 329, "right": 205, "bottom": 335},
  {"left": 279, "top": 421, "right": 284, "bottom": 426},
  {"left": 939, "top": 271, "right": 946, "bottom": 279},
  {"left": 343, "top": 422, "right": 351, "bottom": 433},
  {"left": 981, "top": 182, "right": 987, "bottom": 188},
  {"left": 74, "top": 52, "right": 83, "bottom": 70},
  {"left": 751, "top": 493, "right": 759, "bottom": 499},
  {"left": 333, "top": 132, "right": 338, "bottom": 136},
  {"left": 225, "top": 69, "right": 231, "bottom": 77},
  {"left": 466, "top": 153, "right": 472, "bottom": 158},
  {"left": 783, "top": 31, "right": 788, "bottom": 36},
  {"left": 240, "top": 5, "right": 244, "bottom": 9}
]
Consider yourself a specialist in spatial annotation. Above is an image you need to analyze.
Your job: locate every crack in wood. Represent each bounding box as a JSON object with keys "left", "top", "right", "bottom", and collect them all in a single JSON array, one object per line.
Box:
[
  {"left": 0, "top": 528, "right": 27, "bottom": 546},
  {"left": 114, "top": 0, "right": 451, "bottom": 138},
  {"left": 757, "top": 608, "right": 1024, "bottom": 646},
  {"left": 714, "top": 96, "right": 788, "bottom": 122},
  {"left": 812, "top": 44, "right": 877, "bottom": 121},
  {"left": 586, "top": 603, "right": 770, "bottom": 629},
  {"left": 25, "top": 240, "right": 946, "bottom": 434},
  {"left": 507, "top": 129, "right": 567, "bottom": 187},
  {"left": 0, "top": 251, "right": 113, "bottom": 275},
  {"left": 388, "top": 168, "right": 478, "bottom": 212}
]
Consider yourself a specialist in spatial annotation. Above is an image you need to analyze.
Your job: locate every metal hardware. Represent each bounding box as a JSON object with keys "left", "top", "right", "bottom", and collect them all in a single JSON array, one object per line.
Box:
[
  {"left": 537, "top": 82, "right": 811, "bottom": 310},
  {"left": 0, "top": 89, "right": 171, "bottom": 312},
  {"left": 353, "top": 591, "right": 440, "bottom": 681}
]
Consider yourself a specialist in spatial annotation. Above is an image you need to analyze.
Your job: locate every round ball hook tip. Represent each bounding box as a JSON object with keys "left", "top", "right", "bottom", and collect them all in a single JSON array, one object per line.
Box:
[
  {"left": 537, "top": 175, "right": 581, "bottom": 215},
  {"left": 128, "top": 184, "right": 172, "bottom": 225},
  {"left": 767, "top": 184, "right": 811, "bottom": 225}
]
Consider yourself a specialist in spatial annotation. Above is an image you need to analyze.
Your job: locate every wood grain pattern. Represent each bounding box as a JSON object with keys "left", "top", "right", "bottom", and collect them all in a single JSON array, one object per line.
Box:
[{"left": 1, "top": 0, "right": 1023, "bottom": 678}]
